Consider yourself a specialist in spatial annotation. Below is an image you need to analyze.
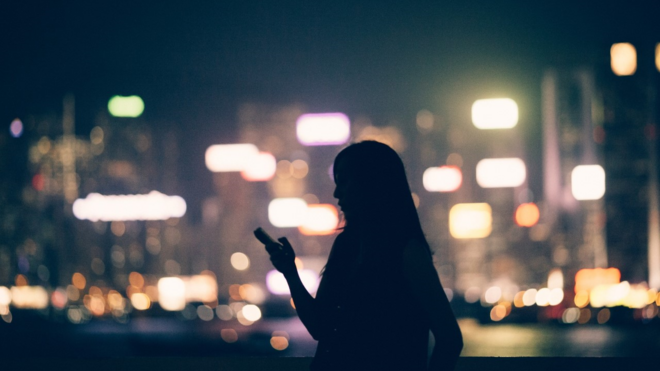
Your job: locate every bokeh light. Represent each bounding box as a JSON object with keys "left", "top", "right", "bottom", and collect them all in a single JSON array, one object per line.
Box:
[
  {"left": 205, "top": 144, "right": 259, "bottom": 172},
  {"left": 471, "top": 98, "right": 518, "bottom": 129},
  {"left": 571, "top": 165, "right": 605, "bottom": 200},
  {"left": 476, "top": 158, "right": 526, "bottom": 188},
  {"left": 423, "top": 166, "right": 462, "bottom": 192},
  {"left": 296, "top": 113, "right": 350, "bottom": 146},
  {"left": 73, "top": 191, "right": 186, "bottom": 221},
  {"left": 231, "top": 252, "right": 250, "bottom": 270},
  {"left": 108, "top": 95, "right": 144, "bottom": 117},
  {"left": 515, "top": 202, "right": 540, "bottom": 227},
  {"left": 268, "top": 198, "right": 308, "bottom": 228},
  {"left": 241, "top": 152, "right": 277, "bottom": 181},
  {"left": 298, "top": 204, "right": 339, "bottom": 235},
  {"left": 449, "top": 203, "right": 492, "bottom": 239},
  {"left": 610, "top": 43, "right": 637, "bottom": 76},
  {"left": 9, "top": 118, "right": 23, "bottom": 138}
]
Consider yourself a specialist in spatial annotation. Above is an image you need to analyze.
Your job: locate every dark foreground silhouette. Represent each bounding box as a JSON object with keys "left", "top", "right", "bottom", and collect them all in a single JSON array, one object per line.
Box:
[{"left": 260, "top": 141, "right": 463, "bottom": 370}]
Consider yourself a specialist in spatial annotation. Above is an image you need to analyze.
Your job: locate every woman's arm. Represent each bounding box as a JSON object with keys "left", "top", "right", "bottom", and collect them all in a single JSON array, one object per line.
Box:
[
  {"left": 267, "top": 238, "right": 324, "bottom": 340},
  {"left": 403, "top": 240, "right": 463, "bottom": 371}
]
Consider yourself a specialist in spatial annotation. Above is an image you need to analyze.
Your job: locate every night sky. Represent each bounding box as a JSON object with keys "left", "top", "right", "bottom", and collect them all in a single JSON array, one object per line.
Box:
[{"left": 3, "top": 1, "right": 660, "bottom": 207}]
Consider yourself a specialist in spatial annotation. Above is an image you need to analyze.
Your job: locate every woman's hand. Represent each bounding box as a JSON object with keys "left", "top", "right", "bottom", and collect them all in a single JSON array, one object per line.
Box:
[{"left": 266, "top": 237, "right": 297, "bottom": 275}]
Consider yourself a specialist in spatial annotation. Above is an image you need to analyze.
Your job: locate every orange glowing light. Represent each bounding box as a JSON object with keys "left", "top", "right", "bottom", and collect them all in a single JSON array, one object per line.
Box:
[
  {"left": 574, "top": 268, "right": 621, "bottom": 293},
  {"left": 72, "top": 273, "right": 86, "bottom": 290},
  {"left": 515, "top": 203, "right": 540, "bottom": 227},
  {"left": 129, "top": 272, "right": 145, "bottom": 288}
]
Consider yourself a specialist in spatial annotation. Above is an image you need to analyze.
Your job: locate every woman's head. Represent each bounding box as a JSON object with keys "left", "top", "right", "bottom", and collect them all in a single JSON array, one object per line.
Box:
[{"left": 333, "top": 141, "right": 421, "bottom": 239}]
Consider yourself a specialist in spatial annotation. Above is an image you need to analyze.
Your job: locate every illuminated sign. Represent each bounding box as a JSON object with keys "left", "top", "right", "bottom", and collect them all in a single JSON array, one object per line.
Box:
[
  {"left": 471, "top": 98, "right": 518, "bottom": 130},
  {"left": 296, "top": 113, "right": 350, "bottom": 146}
]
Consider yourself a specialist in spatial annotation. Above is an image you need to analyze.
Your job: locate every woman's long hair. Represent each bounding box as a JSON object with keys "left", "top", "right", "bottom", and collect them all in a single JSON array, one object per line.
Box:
[{"left": 327, "top": 141, "right": 430, "bottom": 277}]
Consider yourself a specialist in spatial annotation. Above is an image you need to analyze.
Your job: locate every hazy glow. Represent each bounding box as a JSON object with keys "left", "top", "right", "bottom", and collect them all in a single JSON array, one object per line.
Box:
[
  {"left": 656, "top": 44, "right": 660, "bottom": 72},
  {"left": 610, "top": 43, "right": 637, "bottom": 76},
  {"left": 10, "top": 286, "right": 49, "bottom": 309},
  {"left": 449, "top": 203, "right": 492, "bottom": 239},
  {"left": 574, "top": 268, "right": 620, "bottom": 293},
  {"left": 476, "top": 158, "right": 526, "bottom": 188},
  {"left": 298, "top": 204, "right": 339, "bottom": 235},
  {"left": 296, "top": 113, "right": 350, "bottom": 146},
  {"left": 205, "top": 144, "right": 259, "bottom": 172},
  {"left": 515, "top": 203, "right": 540, "bottom": 227},
  {"left": 571, "top": 165, "right": 605, "bottom": 200},
  {"left": 73, "top": 191, "right": 186, "bottom": 221},
  {"left": 231, "top": 252, "right": 250, "bottom": 270},
  {"left": 108, "top": 95, "right": 144, "bottom": 117},
  {"left": 157, "top": 277, "right": 186, "bottom": 311},
  {"left": 266, "top": 269, "right": 319, "bottom": 295},
  {"left": 423, "top": 166, "right": 462, "bottom": 192},
  {"left": 241, "top": 152, "right": 277, "bottom": 181},
  {"left": 471, "top": 98, "right": 518, "bottom": 129},
  {"left": 9, "top": 118, "right": 23, "bottom": 138},
  {"left": 268, "top": 198, "right": 308, "bottom": 228}
]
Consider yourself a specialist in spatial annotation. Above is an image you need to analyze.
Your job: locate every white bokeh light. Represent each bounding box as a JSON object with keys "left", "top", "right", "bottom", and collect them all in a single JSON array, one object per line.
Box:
[
  {"left": 296, "top": 113, "right": 350, "bottom": 146},
  {"left": 476, "top": 158, "right": 526, "bottom": 188},
  {"left": 423, "top": 166, "right": 462, "bottom": 192},
  {"left": 268, "top": 198, "right": 308, "bottom": 228},
  {"left": 205, "top": 144, "right": 259, "bottom": 172},
  {"left": 571, "top": 165, "right": 605, "bottom": 200},
  {"left": 72, "top": 191, "right": 186, "bottom": 221},
  {"left": 471, "top": 98, "right": 518, "bottom": 129}
]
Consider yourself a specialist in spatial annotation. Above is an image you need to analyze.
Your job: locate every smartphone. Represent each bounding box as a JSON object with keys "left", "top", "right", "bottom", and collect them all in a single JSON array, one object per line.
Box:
[{"left": 253, "top": 227, "right": 279, "bottom": 246}]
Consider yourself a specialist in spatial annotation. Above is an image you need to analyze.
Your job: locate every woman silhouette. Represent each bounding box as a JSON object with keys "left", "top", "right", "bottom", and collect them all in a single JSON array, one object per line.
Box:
[{"left": 265, "top": 141, "right": 463, "bottom": 370}]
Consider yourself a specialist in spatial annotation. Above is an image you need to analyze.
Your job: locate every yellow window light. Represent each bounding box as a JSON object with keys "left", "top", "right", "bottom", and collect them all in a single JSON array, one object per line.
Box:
[{"left": 449, "top": 203, "right": 492, "bottom": 239}]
